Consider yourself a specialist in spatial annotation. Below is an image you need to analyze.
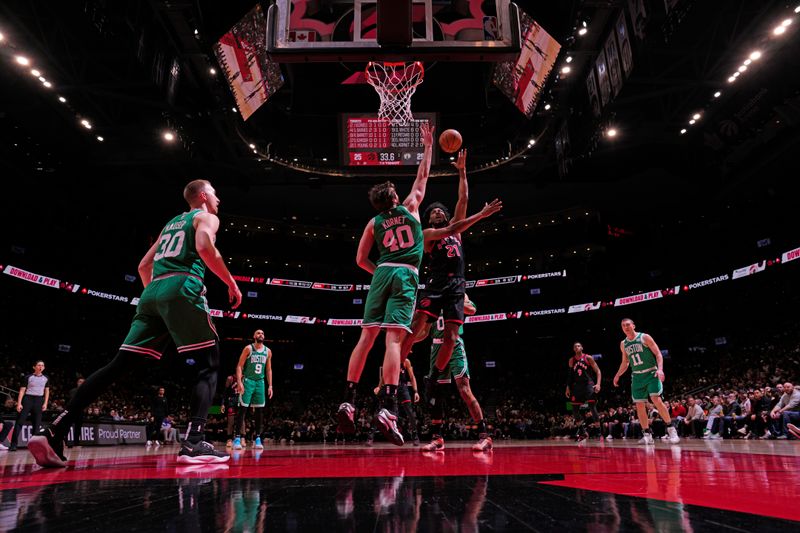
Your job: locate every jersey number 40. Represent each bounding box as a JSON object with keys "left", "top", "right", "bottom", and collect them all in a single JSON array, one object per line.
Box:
[{"left": 382, "top": 225, "right": 415, "bottom": 252}]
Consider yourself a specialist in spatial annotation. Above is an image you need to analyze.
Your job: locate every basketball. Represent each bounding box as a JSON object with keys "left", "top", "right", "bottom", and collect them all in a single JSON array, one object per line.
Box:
[{"left": 439, "top": 129, "right": 462, "bottom": 153}]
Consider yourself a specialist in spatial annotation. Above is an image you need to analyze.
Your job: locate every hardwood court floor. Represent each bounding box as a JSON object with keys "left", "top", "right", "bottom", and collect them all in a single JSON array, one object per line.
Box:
[{"left": 1, "top": 439, "right": 798, "bottom": 531}]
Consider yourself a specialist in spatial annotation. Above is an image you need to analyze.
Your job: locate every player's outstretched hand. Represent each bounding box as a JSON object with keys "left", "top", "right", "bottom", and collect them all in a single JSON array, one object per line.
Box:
[
  {"left": 420, "top": 122, "right": 434, "bottom": 148},
  {"left": 613, "top": 375, "right": 620, "bottom": 387},
  {"left": 451, "top": 149, "right": 467, "bottom": 171},
  {"left": 480, "top": 199, "right": 503, "bottom": 218}
]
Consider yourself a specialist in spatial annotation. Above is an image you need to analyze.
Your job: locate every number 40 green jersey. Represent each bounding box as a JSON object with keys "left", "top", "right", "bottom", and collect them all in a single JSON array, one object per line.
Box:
[
  {"left": 372, "top": 205, "right": 424, "bottom": 269},
  {"left": 152, "top": 209, "right": 206, "bottom": 279}
]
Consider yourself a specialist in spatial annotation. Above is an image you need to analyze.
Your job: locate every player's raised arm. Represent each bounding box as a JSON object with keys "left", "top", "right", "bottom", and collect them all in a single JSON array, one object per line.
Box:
[
  {"left": 451, "top": 149, "right": 468, "bottom": 223},
  {"left": 423, "top": 199, "right": 502, "bottom": 242},
  {"left": 402, "top": 122, "right": 434, "bottom": 217}
]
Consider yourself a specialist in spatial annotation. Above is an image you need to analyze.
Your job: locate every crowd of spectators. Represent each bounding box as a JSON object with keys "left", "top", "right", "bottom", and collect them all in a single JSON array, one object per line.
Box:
[{"left": 2, "top": 322, "right": 798, "bottom": 447}]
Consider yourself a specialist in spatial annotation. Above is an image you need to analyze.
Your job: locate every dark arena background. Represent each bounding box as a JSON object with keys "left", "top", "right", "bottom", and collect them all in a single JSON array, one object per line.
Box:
[{"left": 1, "top": 1, "right": 799, "bottom": 531}]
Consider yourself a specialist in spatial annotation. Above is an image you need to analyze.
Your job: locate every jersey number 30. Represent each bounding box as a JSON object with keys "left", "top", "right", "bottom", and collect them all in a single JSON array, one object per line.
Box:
[
  {"left": 382, "top": 225, "right": 415, "bottom": 252},
  {"left": 154, "top": 231, "right": 185, "bottom": 261}
]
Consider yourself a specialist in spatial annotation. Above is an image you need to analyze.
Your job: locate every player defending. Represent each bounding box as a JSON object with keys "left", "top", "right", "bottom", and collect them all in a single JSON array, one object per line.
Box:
[
  {"left": 29, "top": 179, "right": 242, "bottom": 466},
  {"left": 422, "top": 294, "right": 492, "bottom": 452},
  {"left": 612, "top": 318, "right": 679, "bottom": 444},
  {"left": 233, "top": 329, "right": 272, "bottom": 450},
  {"left": 565, "top": 342, "right": 601, "bottom": 441}
]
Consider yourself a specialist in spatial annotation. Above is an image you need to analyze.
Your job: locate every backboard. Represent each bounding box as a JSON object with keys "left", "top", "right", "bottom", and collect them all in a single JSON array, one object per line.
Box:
[{"left": 266, "top": 0, "right": 521, "bottom": 62}]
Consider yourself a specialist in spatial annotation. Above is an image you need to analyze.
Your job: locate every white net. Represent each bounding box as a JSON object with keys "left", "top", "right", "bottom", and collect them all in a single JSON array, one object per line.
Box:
[{"left": 365, "top": 61, "right": 425, "bottom": 125}]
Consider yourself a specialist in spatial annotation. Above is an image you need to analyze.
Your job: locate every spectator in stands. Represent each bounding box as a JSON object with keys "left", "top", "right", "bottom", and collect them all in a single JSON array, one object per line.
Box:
[
  {"left": 770, "top": 382, "right": 800, "bottom": 439},
  {"left": 704, "top": 396, "right": 723, "bottom": 439},
  {"left": 745, "top": 388, "right": 770, "bottom": 439},
  {"left": 721, "top": 392, "right": 742, "bottom": 438},
  {"left": 161, "top": 415, "right": 178, "bottom": 443},
  {"left": 682, "top": 397, "right": 705, "bottom": 438},
  {"left": 670, "top": 399, "right": 687, "bottom": 428}
]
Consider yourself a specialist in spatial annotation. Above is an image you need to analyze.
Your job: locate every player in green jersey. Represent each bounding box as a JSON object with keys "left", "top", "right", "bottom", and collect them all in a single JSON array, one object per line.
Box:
[
  {"left": 233, "top": 329, "right": 272, "bottom": 450},
  {"left": 613, "top": 318, "right": 679, "bottom": 444},
  {"left": 337, "top": 122, "right": 435, "bottom": 446},
  {"left": 29, "top": 179, "right": 242, "bottom": 467}
]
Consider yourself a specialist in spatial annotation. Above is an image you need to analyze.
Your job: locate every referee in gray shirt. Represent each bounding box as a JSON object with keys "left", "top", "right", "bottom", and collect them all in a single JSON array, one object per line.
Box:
[{"left": 8, "top": 360, "right": 50, "bottom": 451}]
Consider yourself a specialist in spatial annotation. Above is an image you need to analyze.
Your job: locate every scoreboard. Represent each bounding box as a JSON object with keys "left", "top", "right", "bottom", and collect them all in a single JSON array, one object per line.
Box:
[{"left": 340, "top": 113, "right": 437, "bottom": 167}]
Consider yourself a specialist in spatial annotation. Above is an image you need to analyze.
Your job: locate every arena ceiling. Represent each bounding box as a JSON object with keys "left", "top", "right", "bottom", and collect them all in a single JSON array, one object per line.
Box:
[{"left": 1, "top": 0, "right": 797, "bottom": 228}]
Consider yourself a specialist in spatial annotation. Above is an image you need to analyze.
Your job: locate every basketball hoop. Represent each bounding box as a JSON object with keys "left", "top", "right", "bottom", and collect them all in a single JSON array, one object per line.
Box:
[{"left": 365, "top": 61, "right": 424, "bottom": 125}]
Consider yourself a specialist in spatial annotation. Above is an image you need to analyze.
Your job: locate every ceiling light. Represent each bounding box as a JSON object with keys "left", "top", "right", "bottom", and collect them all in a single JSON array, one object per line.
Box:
[
  {"left": 714, "top": 91, "right": 721, "bottom": 98},
  {"left": 163, "top": 131, "right": 175, "bottom": 141},
  {"left": 733, "top": 71, "right": 740, "bottom": 78},
  {"left": 744, "top": 59, "right": 751, "bottom": 66},
  {"left": 15, "top": 55, "right": 30, "bottom": 66},
  {"left": 738, "top": 65, "right": 747, "bottom": 72},
  {"left": 606, "top": 128, "right": 617, "bottom": 137},
  {"left": 0, "top": 32, "right": 4, "bottom": 42},
  {"left": 293, "top": 158, "right": 298, "bottom": 162},
  {"left": 773, "top": 25, "right": 786, "bottom": 35},
  {"left": 529, "top": 138, "right": 536, "bottom": 145},
  {"left": 561, "top": 66, "right": 571, "bottom": 74},
  {"left": 578, "top": 28, "right": 588, "bottom": 36},
  {"left": 544, "top": 103, "right": 551, "bottom": 110},
  {"left": 231, "top": 107, "right": 237, "bottom": 113},
  {"left": 249, "top": 143, "right": 255, "bottom": 149},
  {"left": 795, "top": 6, "right": 800, "bottom": 14},
  {"left": 680, "top": 129, "right": 687, "bottom": 134},
  {"left": 566, "top": 56, "right": 573, "bottom": 63},
  {"left": 749, "top": 51, "right": 761, "bottom": 60},
  {"left": 322, "top": 157, "right": 327, "bottom": 162},
  {"left": 781, "top": 18, "right": 792, "bottom": 27},
  {"left": 209, "top": 67, "right": 216, "bottom": 75},
  {"left": 193, "top": 29, "right": 199, "bottom": 35},
  {"left": 58, "top": 96, "right": 67, "bottom": 103},
  {"left": 689, "top": 119, "right": 696, "bottom": 125},
  {"left": 42, "top": 81, "right": 52, "bottom": 88},
  {"left": 96, "top": 136, "right": 104, "bottom": 142},
  {"left": 38, "top": 76, "right": 45, "bottom": 82},
  {"left": 692, "top": 113, "right": 701, "bottom": 120},
  {"left": 80, "top": 119, "right": 92, "bottom": 129},
  {"left": 727, "top": 76, "right": 736, "bottom": 83},
  {"left": 30, "top": 69, "right": 41, "bottom": 77}
]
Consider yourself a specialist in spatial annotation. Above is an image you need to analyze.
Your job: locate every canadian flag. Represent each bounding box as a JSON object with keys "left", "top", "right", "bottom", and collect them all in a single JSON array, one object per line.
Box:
[{"left": 288, "top": 30, "right": 317, "bottom": 42}]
